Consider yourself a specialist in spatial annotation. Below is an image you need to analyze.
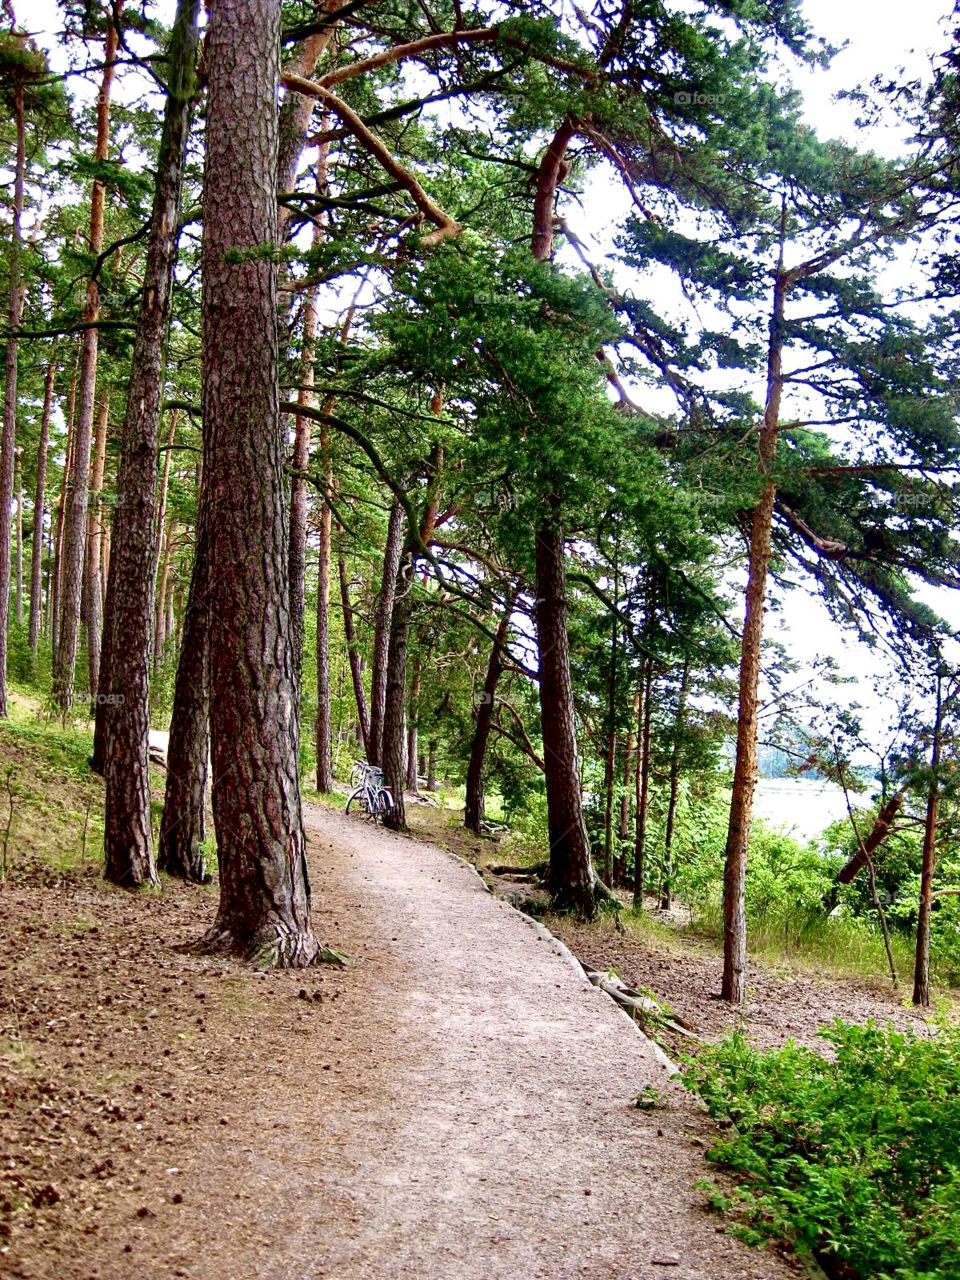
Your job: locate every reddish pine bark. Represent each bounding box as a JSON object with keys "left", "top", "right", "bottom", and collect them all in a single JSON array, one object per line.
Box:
[
  {"left": 53, "top": 18, "right": 118, "bottom": 712},
  {"left": 195, "top": 0, "right": 319, "bottom": 965},
  {"left": 28, "top": 358, "right": 56, "bottom": 653},
  {"left": 100, "top": 0, "right": 200, "bottom": 886}
]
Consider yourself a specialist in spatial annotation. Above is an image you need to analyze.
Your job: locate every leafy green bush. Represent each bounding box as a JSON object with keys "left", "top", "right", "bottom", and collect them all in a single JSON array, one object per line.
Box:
[{"left": 684, "top": 1021, "right": 960, "bottom": 1279}]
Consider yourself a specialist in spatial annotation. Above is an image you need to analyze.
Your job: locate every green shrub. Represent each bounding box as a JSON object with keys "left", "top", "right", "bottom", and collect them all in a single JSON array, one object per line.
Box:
[{"left": 684, "top": 1021, "right": 960, "bottom": 1279}]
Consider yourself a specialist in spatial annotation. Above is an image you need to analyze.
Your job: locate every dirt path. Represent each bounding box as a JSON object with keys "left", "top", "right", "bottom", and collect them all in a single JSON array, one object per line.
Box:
[{"left": 2, "top": 803, "right": 799, "bottom": 1280}]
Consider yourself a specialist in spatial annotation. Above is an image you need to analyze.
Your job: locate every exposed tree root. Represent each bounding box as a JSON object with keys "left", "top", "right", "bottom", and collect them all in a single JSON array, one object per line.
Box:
[{"left": 180, "top": 922, "right": 347, "bottom": 970}]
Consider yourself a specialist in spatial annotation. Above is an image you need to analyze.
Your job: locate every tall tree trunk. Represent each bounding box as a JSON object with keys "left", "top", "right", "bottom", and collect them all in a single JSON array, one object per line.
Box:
[
  {"left": 406, "top": 654, "right": 422, "bottom": 792},
  {"left": 53, "top": 17, "right": 118, "bottom": 712},
  {"left": 14, "top": 450, "right": 23, "bottom": 628},
  {"left": 152, "top": 409, "right": 178, "bottom": 673},
  {"left": 51, "top": 351, "right": 79, "bottom": 661},
  {"left": 534, "top": 514, "right": 596, "bottom": 917},
  {"left": 0, "top": 79, "right": 25, "bottom": 717},
  {"left": 314, "top": 420, "right": 334, "bottom": 791},
  {"left": 914, "top": 677, "right": 944, "bottom": 1007},
  {"left": 464, "top": 595, "right": 514, "bottom": 834},
  {"left": 661, "top": 659, "right": 689, "bottom": 911},
  {"left": 158, "top": 511, "right": 209, "bottom": 881},
  {"left": 632, "top": 658, "right": 654, "bottom": 910},
  {"left": 380, "top": 543, "right": 414, "bottom": 831},
  {"left": 85, "top": 391, "right": 109, "bottom": 704},
  {"left": 721, "top": 256, "right": 787, "bottom": 1005},
  {"left": 196, "top": 0, "right": 319, "bottom": 965},
  {"left": 601, "top": 568, "right": 618, "bottom": 885},
  {"left": 337, "top": 549, "right": 370, "bottom": 755},
  {"left": 369, "top": 499, "right": 405, "bottom": 765},
  {"left": 100, "top": 0, "right": 200, "bottom": 887},
  {"left": 616, "top": 688, "right": 640, "bottom": 884},
  {"left": 427, "top": 740, "right": 438, "bottom": 791},
  {"left": 29, "top": 358, "right": 56, "bottom": 653},
  {"left": 288, "top": 218, "right": 322, "bottom": 695}
]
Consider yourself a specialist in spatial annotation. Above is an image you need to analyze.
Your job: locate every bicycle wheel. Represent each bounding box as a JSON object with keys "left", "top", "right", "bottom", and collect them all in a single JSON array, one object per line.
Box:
[
  {"left": 345, "top": 787, "right": 367, "bottom": 816},
  {"left": 376, "top": 788, "right": 394, "bottom": 819}
]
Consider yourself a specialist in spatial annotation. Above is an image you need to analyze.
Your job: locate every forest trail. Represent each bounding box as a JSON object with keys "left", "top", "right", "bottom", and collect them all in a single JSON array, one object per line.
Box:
[{"left": 2, "top": 801, "right": 801, "bottom": 1280}]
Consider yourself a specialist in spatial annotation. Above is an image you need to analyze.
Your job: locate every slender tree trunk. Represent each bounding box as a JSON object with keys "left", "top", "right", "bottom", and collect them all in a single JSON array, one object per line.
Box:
[
  {"left": 721, "top": 259, "right": 787, "bottom": 1004},
  {"left": 427, "top": 740, "right": 438, "bottom": 791},
  {"left": 158, "top": 511, "right": 209, "bottom": 881},
  {"left": 100, "top": 0, "right": 200, "bottom": 886},
  {"left": 288, "top": 234, "right": 321, "bottom": 694},
  {"left": 406, "top": 654, "right": 422, "bottom": 792},
  {"left": 85, "top": 392, "right": 109, "bottom": 704},
  {"left": 661, "top": 659, "right": 689, "bottom": 911},
  {"left": 914, "top": 677, "right": 944, "bottom": 1007},
  {"left": 616, "top": 689, "right": 640, "bottom": 884},
  {"left": 602, "top": 578, "right": 618, "bottom": 885},
  {"left": 380, "top": 544, "right": 413, "bottom": 830},
  {"left": 153, "top": 409, "right": 178, "bottom": 673},
  {"left": 534, "top": 515, "right": 596, "bottom": 917},
  {"left": 314, "top": 421, "right": 334, "bottom": 791},
  {"left": 464, "top": 595, "right": 514, "bottom": 834},
  {"left": 14, "top": 451, "right": 23, "bottom": 628},
  {"left": 0, "top": 80, "right": 26, "bottom": 717},
  {"left": 826, "top": 786, "right": 907, "bottom": 903},
  {"left": 51, "top": 352, "right": 79, "bottom": 661},
  {"left": 29, "top": 358, "right": 56, "bottom": 653},
  {"left": 632, "top": 658, "right": 654, "bottom": 910},
  {"left": 195, "top": 0, "right": 319, "bottom": 965},
  {"left": 369, "top": 499, "right": 405, "bottom": 765},
  {"left": 53, "top": 18, "right": 118, "bottom": 712},
  {"left": 337, "top": 550, "right": 371, "bottom": 755}
]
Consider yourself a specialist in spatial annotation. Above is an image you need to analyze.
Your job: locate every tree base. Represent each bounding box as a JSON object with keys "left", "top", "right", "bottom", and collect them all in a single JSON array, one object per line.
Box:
[{"left": 182, "top": 921, "right": 346, "bottom": 970}]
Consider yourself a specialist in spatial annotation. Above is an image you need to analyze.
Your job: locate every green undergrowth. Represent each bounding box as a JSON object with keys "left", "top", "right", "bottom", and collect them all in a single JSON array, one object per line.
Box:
[{"left": 684, "top": 1021, "right": 960, "bottom": 1280}]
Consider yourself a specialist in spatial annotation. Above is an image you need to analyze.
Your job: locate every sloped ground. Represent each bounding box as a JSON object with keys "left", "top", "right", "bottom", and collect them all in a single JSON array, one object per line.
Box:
[{"left": 1, "top": 778, "right": 802, "bottom": 1280}]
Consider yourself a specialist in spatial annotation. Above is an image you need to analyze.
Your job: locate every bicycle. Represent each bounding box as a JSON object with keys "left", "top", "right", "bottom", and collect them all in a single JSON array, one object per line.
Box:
[{"left": 345, "top": 760, "right": 394, "bottom": 822}]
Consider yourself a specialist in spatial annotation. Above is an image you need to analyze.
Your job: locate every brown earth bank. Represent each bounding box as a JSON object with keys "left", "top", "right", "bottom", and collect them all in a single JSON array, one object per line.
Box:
[{"left": 1, "top": 792, "right": 809, "bottom": 1280}]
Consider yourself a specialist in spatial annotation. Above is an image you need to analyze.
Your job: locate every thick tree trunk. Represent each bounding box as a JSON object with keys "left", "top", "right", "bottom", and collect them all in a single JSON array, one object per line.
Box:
[
  {"left": 100, "top": 0, "right": 200, "bottom": 887},
  {"left": 0, "top": 80, "right": 25, "bottom": 717},
  {"left": 534, "top": 516, "right": 596, "bottom": 917},
  {"left": 158, "top": 511, "right": 209, "bottom": 882},
  {"left": 369, "top": 499, "right": 405, "bottom": 765},
  {"left": 53, "top": 19, "right": 118, "bottom": 712},
  {"left": 196, "top": 0, "right": 319, "bottom": 966},
  {"left": 632, "top": 659, "right": 653, "bottom": 910},
  {"left": 464, "top": 597, "right": 513, "bottom": 834},
  {"left": 28, "top": 359, "right": 56, "bottom": 653},
  {"left": 314, "top": 418, "right": 334, "bottom": 792},
  {"left": 661, "top": 659, "right": 689, "bottom": 911},
  {"left": 721, "top": 267, "right": 787, "bottom": 1005},
  {"left": 85, "top": 392, "right": 109, "bottom": 704},
  {"left": 337, "top": 550, "right": 371, "bottom": 755}
]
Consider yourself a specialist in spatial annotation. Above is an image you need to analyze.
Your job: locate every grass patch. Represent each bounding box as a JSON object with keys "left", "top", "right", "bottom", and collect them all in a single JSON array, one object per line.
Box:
[{"left": 684, "top": 1021, "right": 960, "bottom": 1279}]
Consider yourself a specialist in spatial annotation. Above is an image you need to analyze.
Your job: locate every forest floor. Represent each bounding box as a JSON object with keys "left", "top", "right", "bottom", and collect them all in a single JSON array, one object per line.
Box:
[
  {"left": 0, "top": 716, "right": 935, "bottom": 1280},
  {"left": 2, "top": 769, "right": 808, "bottom": 1280}
]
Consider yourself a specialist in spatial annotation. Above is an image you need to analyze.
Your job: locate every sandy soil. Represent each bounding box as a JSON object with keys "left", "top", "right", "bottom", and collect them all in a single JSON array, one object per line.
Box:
[{"left": 0, "top": 800, "right": 806, "bottom": 1280}]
